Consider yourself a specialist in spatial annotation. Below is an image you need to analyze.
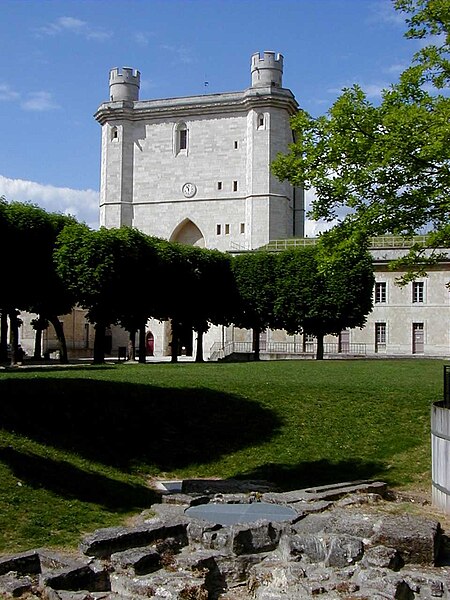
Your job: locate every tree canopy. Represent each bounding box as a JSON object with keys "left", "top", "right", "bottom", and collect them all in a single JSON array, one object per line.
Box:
[
  {"left": 274, "top": 237, "right": 375, "bottom": 359},
  {"left": 271, "top": 0, "right": 450, "bottom": 279},
  {"left": 0, "top": 198, "right": 77, "bottom": 363}
]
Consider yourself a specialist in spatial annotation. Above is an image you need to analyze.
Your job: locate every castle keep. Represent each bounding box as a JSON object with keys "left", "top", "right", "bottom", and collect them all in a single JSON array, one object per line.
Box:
[{"left": 94, "top": 52, "right": 304, "bottom": 253}]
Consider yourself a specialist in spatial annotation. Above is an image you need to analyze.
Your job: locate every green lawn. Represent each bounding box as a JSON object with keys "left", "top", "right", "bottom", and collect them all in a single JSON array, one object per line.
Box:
[{"left": 0, "top": 358, "right": 446, "bottom": 554}]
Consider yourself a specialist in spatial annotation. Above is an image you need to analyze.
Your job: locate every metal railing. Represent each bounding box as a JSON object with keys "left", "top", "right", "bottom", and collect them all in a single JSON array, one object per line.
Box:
[
  {"left": 209, "top": 340, "right": 367, "bottom": 361},
  {"left": 259, "top": 235, "right": 431, "bottom": 252}
]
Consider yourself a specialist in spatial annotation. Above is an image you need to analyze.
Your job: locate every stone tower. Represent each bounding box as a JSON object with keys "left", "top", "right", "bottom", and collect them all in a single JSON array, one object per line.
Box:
[
  {"left": 251, "top": 51, "right": 283, "bottom": 88},
  {"left": 95, "top": 51, "right": 304, "bottom": 250},
  {"left": 109, "top": 67, "right": 140, "bottom": 102}
]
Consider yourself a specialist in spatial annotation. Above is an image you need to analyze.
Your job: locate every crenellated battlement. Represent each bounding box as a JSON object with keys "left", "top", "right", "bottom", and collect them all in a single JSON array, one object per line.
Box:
[
  {"left": 251, "top": 51, "right": 283, "bottom": 88},
  {"left": 109, "top": 67, "right": 140, "bottom": 102}
]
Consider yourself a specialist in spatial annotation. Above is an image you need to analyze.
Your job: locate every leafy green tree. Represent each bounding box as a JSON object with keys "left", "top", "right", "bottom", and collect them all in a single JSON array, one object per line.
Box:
[
  {"left": 231, "top": 252, "right": 280, "bottom": 360},
  {"left": 116, "top": 234, "right": 167, "bottom": 363},
  {"left": 0, "top": 199, "right": 76, "bottom": 364},
  {"left": 275, "top": 238, "right": 374, "bottom": 360},
  {"left": 153, "top": 242, "right": 235, "bottom": 363},
  {"left": 55, "top": 224, "right": 165, "bottom": 364},
  {"left": 271, "top": 0, "right": 450, "bottom": 280},
  {"left": 182, "top": 245, "right": 236, "bottom": 363}
]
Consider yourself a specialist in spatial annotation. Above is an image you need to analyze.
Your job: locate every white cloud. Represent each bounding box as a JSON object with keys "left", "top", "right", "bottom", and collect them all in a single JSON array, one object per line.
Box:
[
  {"left": 0, "top": 175, "right": 99, "bottom": 230},
  {"left": 135, "top": 31, "right": 154, "bottom": 47},
  {"left": 21, "top": 91, "right": 60, "bottom": 111},
  {"left": 0, "top": 83, "right": 20, "bottom": 101},
  {"left": 368, "top": 0, "right": 406, "bottom": 27},
  {"left": 37, "top": 16, "right": 111, "bottom": 41},
  {"left": 160, "top": 44, "right": 194, "bottom": 65},
  {"left": 328, "top": 80, "right": 389, "bottom": 100},
  {"left": 384, "top": 62, "right": 408, "bottom": 75}
]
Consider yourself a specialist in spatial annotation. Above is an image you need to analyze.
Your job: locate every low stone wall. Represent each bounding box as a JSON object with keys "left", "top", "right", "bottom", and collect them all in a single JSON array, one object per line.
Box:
[{"left": 0, "top": 479, "right": 449, "bottom": 599}]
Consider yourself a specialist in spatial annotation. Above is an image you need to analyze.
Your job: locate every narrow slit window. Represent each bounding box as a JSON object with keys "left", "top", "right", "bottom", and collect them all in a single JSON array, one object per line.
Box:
[
  {"left": 240, "top": 223, "right": 245, "bottom": 234},
  {"left": 179, "top": 128, "right": 187, "bottom": 150},
  {"left": 225, "top": 224, "right": 230, "bottom": 235},
  {"left": 217, "top": 181, "right": 223, "bottom": 190},
  {"left": 216, "top": 224, "right": 221, "bottom": 235},
  {"left": 233, "top": 180, "right": 238, "bottom": 192},
  {"left": 234, "top": 141, "right": 238, "bottom": 149}
]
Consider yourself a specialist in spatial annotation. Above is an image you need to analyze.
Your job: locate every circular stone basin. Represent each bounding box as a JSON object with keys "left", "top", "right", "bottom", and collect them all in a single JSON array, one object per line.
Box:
[{"left": 184, "top": 501, "right": 297, "bottom": 526}]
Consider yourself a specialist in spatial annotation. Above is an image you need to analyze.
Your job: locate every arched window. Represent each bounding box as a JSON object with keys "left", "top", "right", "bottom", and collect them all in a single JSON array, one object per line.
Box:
[
  {"left": 110, "top": 126, "right": 118, "bottom": 141},
  {"left": 257, "top": 113, "right": 265, "bottom": 130},
  {"left": 174, "top": 122, "right": 188, "bottom": 155}
]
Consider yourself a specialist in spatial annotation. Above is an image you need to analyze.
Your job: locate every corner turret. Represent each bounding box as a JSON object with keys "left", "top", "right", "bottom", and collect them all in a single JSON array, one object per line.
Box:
[
  {"left": 109, "top": 67, "right": 140, "bottom": 102},
  {"left": 251, "top": 51, "right": 283, "bottom": 88}
]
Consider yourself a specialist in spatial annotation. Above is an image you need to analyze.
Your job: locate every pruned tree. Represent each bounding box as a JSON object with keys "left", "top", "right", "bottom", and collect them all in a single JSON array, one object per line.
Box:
[
  {"left": 231, "top": 251, "right": 280, "bottom": 360},
  {"left": 275, "top": 238, "right": 374, "bottom": 360},
  {"left": 0, "top": 199, "right": 76, "bottom": 364}
]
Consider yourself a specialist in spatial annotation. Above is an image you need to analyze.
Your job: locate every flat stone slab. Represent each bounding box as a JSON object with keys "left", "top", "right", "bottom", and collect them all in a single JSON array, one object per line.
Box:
[
  {"left": 263, "top": 480, "right": 387, "bottom": 504},
  {"left": 184, "top": 501, "right": 297, "bottom": 525}
]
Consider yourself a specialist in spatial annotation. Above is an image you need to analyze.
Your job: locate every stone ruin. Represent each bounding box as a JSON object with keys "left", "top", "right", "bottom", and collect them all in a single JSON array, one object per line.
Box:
[{"left": 1, "top": 479, "right": 450, "bottom": 599}]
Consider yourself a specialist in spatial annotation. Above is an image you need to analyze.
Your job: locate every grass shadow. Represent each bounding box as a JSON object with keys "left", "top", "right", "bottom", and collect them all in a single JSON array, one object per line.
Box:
[
  {"left": 0, "top": 378, "right": 281, "bottom": 470},
  {"left": 236, "top": 459, "right": 389, "bottom": 492},
  {"left": 0, "top": 446, "right": 159, "bottom": 511}
]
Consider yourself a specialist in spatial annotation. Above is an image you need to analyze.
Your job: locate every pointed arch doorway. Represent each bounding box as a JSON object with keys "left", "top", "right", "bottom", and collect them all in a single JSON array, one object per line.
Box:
[
  {"left": 170, "top": 218, "right": 205, "bottom": 248},
  {"left": 163, "top": 219, "right": 205, "bottom": 357}
]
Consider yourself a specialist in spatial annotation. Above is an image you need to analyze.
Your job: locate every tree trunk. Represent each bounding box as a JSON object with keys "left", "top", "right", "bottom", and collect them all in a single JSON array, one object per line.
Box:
[
  {"left": 138, "top": 324, "right": 146, "bottom": 363},
  {"left": 93, "top": 323, "right": 106, "bottom": 364},
  {"left": 171, "top": 321, "right": 179, "bottom": 363},
  {"left": 127, "top": 329, "right": 135, "bottom": 361},
  {"left": 316, "top": 333, "right": 324, "bottom": 360},
  {"left": 195, "top": 330, "right": 204, "bottom": 363},
  {"left": 8, "top": 309, "right": 20, "bottom": 366},
  {"left": 252, "top": 327, "right": 261, "bottom": 361},
  {"left": 33, "top": 327, "right": 42, "bottom": 359},
  {"left": 0, "top": 310, "right": 8, "bottom": 362},
  {"left": 48, "top": 315, "right": 69, "bottom": 364}
]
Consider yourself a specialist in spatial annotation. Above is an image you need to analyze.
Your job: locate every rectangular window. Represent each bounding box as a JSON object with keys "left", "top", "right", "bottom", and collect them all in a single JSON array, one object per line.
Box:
[
  {"left": 234, "top": 141, "right": 238, "bottom": 149},
  {"left": 375, "top": 323, "right": 386, "bottom": 353},
  {"left": 216, "top": 224, "right": 221, "bottom": 235},
  {"left": 303, "top": 333, "right": 315, "bottom": 353},
  {"left": 413, "top": 281, "right": 424, "bottom": 303},
  {"left": 225, "top": 224, "right": 230, "bottom": 235},
  {"left": 240, "top": 223, "right": 245, "bottom": 234},
  {"left": 179, "top": 129, "right": 187, "bottom": 150},
  {"left": 375, "top": 282, "right": 386, "bottom": 303},
  {"left": 233, "top": 180, "right": 238, "bottom": 191},
  {"left": 217, "top": 181, "right": 222, "bottom": 190}
]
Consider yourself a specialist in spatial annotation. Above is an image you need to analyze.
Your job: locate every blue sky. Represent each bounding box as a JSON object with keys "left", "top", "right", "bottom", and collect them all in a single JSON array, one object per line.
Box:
[{"left": 0, "top": 0, "right": 418, "bottom": 231}]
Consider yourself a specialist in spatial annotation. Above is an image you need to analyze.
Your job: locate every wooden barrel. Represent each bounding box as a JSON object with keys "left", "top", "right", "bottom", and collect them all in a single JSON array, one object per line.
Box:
[{"left": 431, "top": 401, "right": 450, "bottom": 513}]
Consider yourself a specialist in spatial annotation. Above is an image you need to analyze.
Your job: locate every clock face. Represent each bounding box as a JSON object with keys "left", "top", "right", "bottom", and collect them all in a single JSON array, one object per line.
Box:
[{"left": 182, "top": 182, "right": 197, "bottom": 198}]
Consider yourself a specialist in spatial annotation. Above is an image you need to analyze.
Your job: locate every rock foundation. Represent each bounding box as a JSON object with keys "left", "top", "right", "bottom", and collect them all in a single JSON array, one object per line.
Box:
[{"left": 1, "top": 479, "right": 450, "bottom": 599}]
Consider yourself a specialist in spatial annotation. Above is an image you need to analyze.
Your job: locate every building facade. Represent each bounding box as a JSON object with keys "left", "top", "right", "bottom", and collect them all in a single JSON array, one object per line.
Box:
[
  {"left": 15, "top": 52, "right": 450, "bottom": 361},
  {"left": 91, "top": 51, "right": 449, "bottom": 361}
]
